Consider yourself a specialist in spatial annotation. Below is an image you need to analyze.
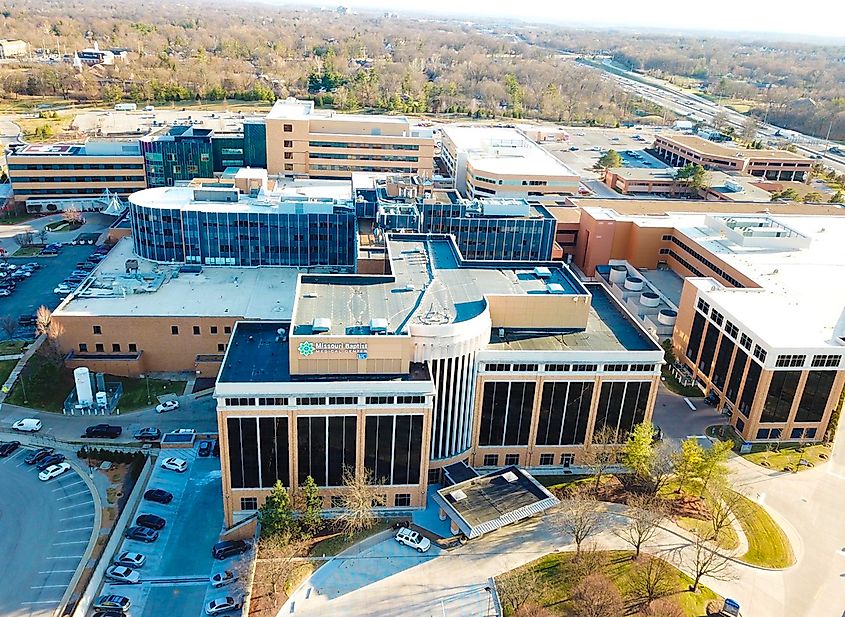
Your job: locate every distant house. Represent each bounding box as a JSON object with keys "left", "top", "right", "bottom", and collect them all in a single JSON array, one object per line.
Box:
[
  {"left": 0, "top": 39, "right": 28, "bottom": 59},
  {"left": 74, "top": 42, "right": 114, "bottom": 66}
]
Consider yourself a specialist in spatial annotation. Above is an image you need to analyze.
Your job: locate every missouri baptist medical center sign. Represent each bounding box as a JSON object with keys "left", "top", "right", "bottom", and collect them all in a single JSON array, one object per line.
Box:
[{"left": 298, "top": 341, "right": 368, "bottom": 359}]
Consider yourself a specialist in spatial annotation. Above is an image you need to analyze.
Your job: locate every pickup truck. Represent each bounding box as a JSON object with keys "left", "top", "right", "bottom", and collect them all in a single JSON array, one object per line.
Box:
[{"left": 83, "top": 424, "right": 123, "bottom": 439}]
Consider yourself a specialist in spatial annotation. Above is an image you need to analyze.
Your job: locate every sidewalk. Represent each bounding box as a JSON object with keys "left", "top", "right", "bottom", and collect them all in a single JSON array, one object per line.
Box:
[{"left": 0, "top": 332, "right": 44, "bottom": 404}]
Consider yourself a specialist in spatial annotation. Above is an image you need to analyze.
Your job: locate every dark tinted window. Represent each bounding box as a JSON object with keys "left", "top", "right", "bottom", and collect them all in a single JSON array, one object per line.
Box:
[
  {"left": 479, "top": 381, "right": 535, "bottom": 446},
  {"left": 686, "top": 312, "right": 705, "bottom": 362},
  {"left": 537, "top": 381, "right": 593, "bottom": 445},
  {"left": 364, "top": 415, "right": 424, "bottom": 485},
  {"left": 594, "top": 382, "right": 650, "bottom": 442},
  {"left": 698, "top": 325, "right": 720, "bottom": 377},
  {"left": 738, "top": 360, "right": 761, "bottom": 416},
  {"left": 795, "top": 371, "right": 836, "bottom": 423},
  {"left": 761, "top": 371, "right": 801, "bottom": 423},
  {"left": 725, "top": 348, "right": 748, "bottom": 404},
  {"left": 258, "top": 417, "right": 289, "bottom": 488},
  {"left": 711, "top": 338, "right": 734, "bottom": 390}
]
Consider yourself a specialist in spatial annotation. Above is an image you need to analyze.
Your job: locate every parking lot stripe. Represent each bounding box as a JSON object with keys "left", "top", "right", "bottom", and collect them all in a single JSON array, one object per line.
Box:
[
  {"left": 53, "top": 479, "right": 85, "bottom": 491},
  {"left": 59, "top": 514, "right": 93, "bottom": 521},
  {"left": 53, "top": 540, "right": 89, "bottom": 546},
  {"left": 56, "top": 489, "right": 91, "bottom": 500},
  {"left": 58, "top": 500, "right": 93, "bottom": 511},
  {"left": 39, "top": 570, "right": 74, "bottom": 574},
  {"left": 30, "top": 584, "right": 67, "bottom": 589},
  {"left": 20, "top": 600, "right": 60, "bottom": 605},
  {"left": 57, "top": 527, "right": 91, "bottom": 534},
  {"left": 46, "top": 555, "right": 82, "bottom": 560}
]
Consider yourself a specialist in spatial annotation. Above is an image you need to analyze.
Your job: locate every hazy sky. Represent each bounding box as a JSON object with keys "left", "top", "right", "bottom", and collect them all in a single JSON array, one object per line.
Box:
[{"left": 275, "top": 0, "right": 845, "bottom": 41}]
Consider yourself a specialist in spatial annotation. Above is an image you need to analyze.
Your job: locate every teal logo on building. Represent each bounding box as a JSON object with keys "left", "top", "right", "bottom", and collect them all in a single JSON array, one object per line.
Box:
[{"left": 298, "top": 341, "right": 315, "bottom": 356}]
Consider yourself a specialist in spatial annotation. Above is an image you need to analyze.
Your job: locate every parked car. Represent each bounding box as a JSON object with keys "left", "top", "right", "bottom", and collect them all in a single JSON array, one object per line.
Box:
[
  {"left": 93, "top": 595, "right": 131, "bottom": 612},
  {"left": 394, "top": 527, "right": 431, "bottom": 553},
  {"left": 12, "top": 418, "right": 41, "bottom": 432},
  {"left": 0, "top": 441, "right": 21, "bottom": 457},
  {"left": 17, "top": 314, "right": 36, "bottom": 326},
  {"left": 0, "top": 289, "right": 12, "bottom": 297},
  {"left": 198, "top": 440, "right": 213, "bottom": 457},
  {"left": 135, "top": 514, "right": 166, "bottom": 530},
  {"left": 39, "top": 462, "right": 71, "bottom": 481},
  {"left": 205, "top": 595, "right": 243, "bottom": 615},
  {"left": 125, "top": 526, "right": 159, "bottom": 543},
  {"left": 105, "top": 565, "right": 141, "bottom": 584},
  {"left": 92, "top": 610, "right": 128, "bottom": 617},
  {"left": 84, "top": 424, "right": 123, "bottom": 439},
  {"left": 36, "top": 453, "right": 65, "bottom": 470},
  {"left": 210, "top": 569, "right": 239, "bottom": 589},
  {"left": 171, "top": 428, "right": 195, "bottom": 435},
  {"left": 134, "top": 427, "right": 161, "bottom": 441},
  {"left": 143, "top": 488, "right": 173, "bottom": 504},
  {"left": 160, "top": 457, "right": 188, "bottom": 473},
  {"left": 212, "top": 540, "right": 251, "bottom": 560},
  {"left": 25, "top": 262, "right": 40, "bottom": 270},
  {"left": 155, "top": 400, "right": 179, "bottom": 413},
  {"left": 114, "top": 551, "right": 146, "bottom": 568},
  {"left": 25, "top": 446, "right": 54, "bottom": 465}
]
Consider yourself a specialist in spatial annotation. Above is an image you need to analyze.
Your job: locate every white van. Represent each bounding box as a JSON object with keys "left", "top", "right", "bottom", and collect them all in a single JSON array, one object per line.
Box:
[{"left": 12, "top": 418, "right": 42, "bottom": 432}]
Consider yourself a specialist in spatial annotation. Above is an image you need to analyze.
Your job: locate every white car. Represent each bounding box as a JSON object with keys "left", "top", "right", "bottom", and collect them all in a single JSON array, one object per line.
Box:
[
  {"left": 156, "top": 400, "right": 180, "bottom": 413},
  {"left": 171, "top": 428, "right": 195, "bottom": 435},
  {"left": 394, "top": 527, "right": 431, "bottom": 553},
  {"left": 114, "top": 551, "right": 146, "bottom": 568},
  {"left": 105, "top": 565, "right": 141, "bottom": 584},
  {"left": 12, "top": 418, "right": 42, "bottom": 432},
  {"left": 205, "top": 595, "right": 243, "bottom": 615},
  {"left": 210, "top": 569, "right": 239, "bottom": 588},
  {"left": 38, "top": 462, "right": 71, "bottom": 481},
  {"left": 160, "top": 457, "right": 188, "bottom": 473}
]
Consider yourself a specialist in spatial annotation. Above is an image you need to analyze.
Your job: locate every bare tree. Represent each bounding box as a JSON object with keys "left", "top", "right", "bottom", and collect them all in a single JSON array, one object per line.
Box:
[
  {"left": 256, "top": 534, "right": 303, "bottom": 608},
  {"left": 685, "top": 530, "right": 733, "bottom": 592},
  {"left": 629, "top": 556, "right": 676, "bottom": 606},
  {"left": 571, "top": 573, "right": 623, "bottom": 617},
  {"left": 63, "top": 207, "right": 83, "bottom": 225},
  {"left": 513, "top": 603, "right": 555, "bottom": 617},
  {"left": 615, "top": 494, "right": 665, "bottom": 558},
  {"left": 581, "top": 425, "right": 621, "bottom": 494},
  {"left": 556, "top": 492, "right": 601, "bottom": 558},
  {"left": 741, "top": 116, "right": 759, "bottom": 143},
  {"left": 705, "top": 488, "right": 742, "bottom": 544},
  {"left": 35, "top": 306, "right": 65, "bottom": 365},
  {"left": 648, "top": 440, "right": 678, "bottom": 496},
  {"left": 0, "top": 315, "right": 18, "bottom": 339},
  {"left": 497, "top": 566, "right": 541, "bottom": 614},
  {"left": 37, "top": 229, "right": 48, "bottom": 245},
  {"left": 645, "top": 598, "right": 685, "bottom": 617},
  {"left": 13, "top": 231, "right": 34, "bottom": 248},
  {"left": 336, "top": 465, "right": 385, "bottom": 538}
]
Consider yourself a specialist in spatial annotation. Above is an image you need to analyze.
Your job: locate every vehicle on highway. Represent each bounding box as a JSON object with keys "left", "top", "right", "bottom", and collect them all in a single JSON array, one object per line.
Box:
[
  {"left": 24, "top": 446, "right": 54, "bottom": 465},
  {"left": 210, "top": 569, "right": 239, "bottom": 589},
  {"left": 212, "top": 539, "right": 251, "bottom": 560},
  {"left": 143, "top": 488, "right": 173, "bottom": 504},
  {"left": 394, "top": 527, "right": 431, "bottom": 553},
  {"left": 39, "top": 462, "right": 71, "bottom": 481},
  {"left": 84, "top": 424, "right": 123, "bottom": 439},
  {"left": 114, "top": 551, "right": 146, "bottom": 568},
  {"left": 160, "top": 457, "right": 188, "bottom": 473},
  {"left": 125, "top": 526, "right": 159, "bottom": 543},
  {"left": 135, "top": 514, "right": 166, "bottom": 530},
  {"left": 205, "top": 594, "right": 243, "bottom": 615},
  {"left": 12, "top": 418, "right": 42, "bottom": 432},
  {"left": 36, "top": 453, "right": 65, "bottom": 470},
  {"left": 93, "top": 595, "right": 132, "bottom": 612},
  {"left": 134, "top": 427, "right": 161, "bottom": 441},
  {"left": 105, "top": 565, "right": 141, "bottom": 584},
  {"left": 0, "top": 441, "right": 21, "bottom": 457},
  {"left": 198, "top": 440, "right": 213, "bottom": 457},
  {"left": 155, "top": 400, "right": 179, "bottom": 413}
]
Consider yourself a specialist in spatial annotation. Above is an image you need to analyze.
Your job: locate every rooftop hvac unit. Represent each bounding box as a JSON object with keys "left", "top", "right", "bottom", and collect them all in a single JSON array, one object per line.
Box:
[
  {"left": 450, "top": 489, "right": 467, "bottom": 502},
  {"left": 312, "top": 317, "right": 332, "bottom": 333},
  {"left": 534, "top": 266, "right": 552, "bottom": 279},
  {"left": 502, "top": 471, "right": 519, "bottom": 483},
  {"left": 546, "top": 282, "right": 565, "bottom": 294},
  {"left": 370, "top": 318, "right": 388, "bottom": 333}
]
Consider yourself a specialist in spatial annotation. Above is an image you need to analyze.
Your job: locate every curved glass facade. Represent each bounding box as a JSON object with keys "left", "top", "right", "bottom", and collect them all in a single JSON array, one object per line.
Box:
[{"left": 129, "top": 203, "right": 357, "bottom": 268}]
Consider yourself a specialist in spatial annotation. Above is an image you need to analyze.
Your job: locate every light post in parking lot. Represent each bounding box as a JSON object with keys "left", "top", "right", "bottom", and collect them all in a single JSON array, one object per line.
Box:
[{"left": 140, "top": 373, "right": 151, "bottom": 405}]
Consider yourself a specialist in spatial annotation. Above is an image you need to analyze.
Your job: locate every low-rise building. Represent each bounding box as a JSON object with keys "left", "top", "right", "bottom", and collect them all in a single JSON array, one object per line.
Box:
[
  {"left": 602, "top": 167, "right": 774, "bottom": 202},
  {"left": 0, "top": 39, "right": 28, "bottom": 59}
]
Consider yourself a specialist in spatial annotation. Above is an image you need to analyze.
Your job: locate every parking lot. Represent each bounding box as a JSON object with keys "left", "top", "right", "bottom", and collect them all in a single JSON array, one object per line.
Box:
[
  {"left": 0, "top": 443, "right": 95, "bottom": 617},
  {"left": 96, "top": 446, "right": 227, "bottom": 617},
  {"left": 544, "top": 126, "right": 667, "bottom": 178}
]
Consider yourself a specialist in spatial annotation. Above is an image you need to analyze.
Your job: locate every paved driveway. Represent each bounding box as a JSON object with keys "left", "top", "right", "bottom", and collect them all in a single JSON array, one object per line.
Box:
[
  {"left": 651, "top": 384, "right": 724, "bottom": 440},
  {"left": 0, "top": 445, "right": 95, "bottom": 617}
]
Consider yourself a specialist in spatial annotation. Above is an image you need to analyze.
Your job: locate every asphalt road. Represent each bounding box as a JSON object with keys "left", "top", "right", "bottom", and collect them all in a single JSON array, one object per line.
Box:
[{"left": 0, "top": 445, "right": 95, "bottom": 617}]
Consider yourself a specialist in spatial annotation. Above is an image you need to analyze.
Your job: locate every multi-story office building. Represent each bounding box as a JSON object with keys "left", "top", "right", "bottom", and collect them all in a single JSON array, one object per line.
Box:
[
  {"left": 140, "top": 126, "right": 215, "bottom": 187},
  {"left": 0, "top": 39, "right": 28, "bottom": 59},
  {"left": 440, "top": 125, "right": 580, "bottom": 202},
  {"left": 215, "top": 233, "right": 662, "bottom": 524},
  {"left": 128, "top": 178, "right": 356, "bottom": 268},
  {"left": 575, "top": 203, "right": 845, "bottom": 444},
  {"left": 7, "top": 142, "right": 146, "bottom": 207},
  {"left": 263, "top": 98, "right": 434, "bottom": 179},
  {"left": 652, "top": 135, "right": 812, "bottom": 182},
  {"left": 242, "top": 120, "right": 268, "bottom": 168}
]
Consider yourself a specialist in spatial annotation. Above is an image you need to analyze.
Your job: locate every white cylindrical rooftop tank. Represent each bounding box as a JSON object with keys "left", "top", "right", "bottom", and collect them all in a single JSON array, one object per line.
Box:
[
  {"left": 640, "top": 291, "right": 660, "bottom": 308},
  {"left": 658, "top": 309, "right": 678, "bottom": 326},
  {"left": 609, "top": 265, "right": 627, "bottom": 285},
  {"left": 95, "top": 391, "right": 108, "bottom": 407},
  {"left": 624, "top": 276, "right": 644, "bottom": 291},
  {"left": 74, "top": 367, "right": 94, "bottom": 406}
]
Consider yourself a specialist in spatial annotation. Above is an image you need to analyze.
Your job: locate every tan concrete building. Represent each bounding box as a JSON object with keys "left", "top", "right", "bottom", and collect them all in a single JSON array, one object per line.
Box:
[
  {"left": 440, "top": 125, "right": 580, "bottom": 202},
  {"left": 0, "top": 39, "right": 28, "bottom": 59},
  {"left": 652, "top": 134, "right": 812, "bottom": 182},
  {"left": 263, "top": 98, "right": 434, "bottom": 179},
  {"left": 601, "top": 167, "right": 774, "bottom": 202},
  {"left": 7, "top": 141, "right": 146, "bottom": 208}
]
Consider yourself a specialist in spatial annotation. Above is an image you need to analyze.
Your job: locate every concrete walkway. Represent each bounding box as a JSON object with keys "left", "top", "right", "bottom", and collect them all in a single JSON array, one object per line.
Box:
[{"left": 0, "top": 332, "right": 44, "bottom": 403}]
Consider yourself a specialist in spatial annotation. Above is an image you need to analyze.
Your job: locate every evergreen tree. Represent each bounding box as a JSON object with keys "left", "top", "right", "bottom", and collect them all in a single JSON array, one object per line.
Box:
[
  {"left": 300, "top": 475, "right": 323, "bottom": 537},
  {"left": 259, "top": 480, "right": 295, "bottom": 539}
]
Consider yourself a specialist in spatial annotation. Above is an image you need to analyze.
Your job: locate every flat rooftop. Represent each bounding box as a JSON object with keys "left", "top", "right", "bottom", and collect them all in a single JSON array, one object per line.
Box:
[
  {"left": 657, "top": 134, "right": 810, "bottom": 161},
  {"left": 9, "top": 141, "right": 141, "bottom": 157},
  {"left": 442, "top": 125, "right": 578, "bottom": 178},
  {"left": 128, "top": 180, "right": 354, "bottom": 214},
  {"left": 606, "top": 167, "right": 773, "bottom": 202},
  {"left": 433, "top": 466, "right": 559, "bottom": 539},
  {"left": 572, "top": 198, "right": 845, "bottom": 218},
  {"left": 293, "top": 234, "right": 588, "bottom": 336},
  {"left": 487, "top": 283, "right": 661, "bottom": 352},
  {"left": 54, "top": 237, "right": 299, "bottom": 319},
  {"left": 267, "top": 97, "right": 411, "bottom": 125}
]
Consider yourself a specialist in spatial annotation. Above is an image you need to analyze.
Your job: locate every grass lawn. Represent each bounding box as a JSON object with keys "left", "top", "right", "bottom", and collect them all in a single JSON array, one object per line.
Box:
[
  {"left": 0, "top": 214, "right": 35, "bottom": 225},
  {"left": 742, "top": 443, "right": 831, "bottom": 472},
  {"left": 309, "top": 520, "right": 395, "bottom": 557},
  {"left": 5, "top": 355, "right": 74, "bottom": 412},
  {"left": 44, "top": 220, "right": 83, "bottom": 232},
  {"left": 0, "top": 339, "right": 27, "bottom": 355},
  {"left": 676, "top": 515, "right": 739, "bottom": 551},
  {"left": 12, "top": 245, "right": 44, "bottom": 257},
  {"left": 730, "top": 492, "right": 794, "bottom": 568},
  {"left": 114, "top": 376, "right": 187, "bottom": 411},
  {"left": 497, "top": 550, "right": 721, "bottom": 617},
  {"left": 0, "top": 359, "right": 17, "bottom": 385},
  {"left": 661, "top": 370, "right": 704, "bottom": 398}
]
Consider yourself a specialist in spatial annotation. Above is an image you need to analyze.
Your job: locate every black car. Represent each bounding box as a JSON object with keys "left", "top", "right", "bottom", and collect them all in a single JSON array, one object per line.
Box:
[
  {"left": 212, "top": 540, "right": 251, "bottom": 560},
  {"left": 93, "top": 594, "right": 131, "bottom": 611},
  {"left": 134, "top": 427, "right": 161, "bottom": 442},
  {"left": 144, "top": 488, "right": 173, "bottom": 504},
  {"left": 125, "top": 526, "right": 158, "bottom": 543},
  {"left": 36, "top": 453, "right": 66, "bottom": 471},
  {"left": 135, "top": 514, "right": 166, "bottom": 530},
  {"left": 84, "top": 424, "right": 123, "bottom": 439},
  {"left": 198, "top": 440, "right": 212, "bottom": 457},
  {"left": 24, "top": 447, "right": 55, "bottom": 465},
  {"left": 0, "top": 441, "right": 20, "bottom": 457},
  {"left": 17, "top": 314, "right": 36, "bottom": 326},
  {"left": 92, "top": 610, "right": 126, "bottom": 617}
]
